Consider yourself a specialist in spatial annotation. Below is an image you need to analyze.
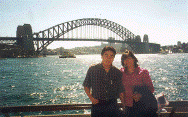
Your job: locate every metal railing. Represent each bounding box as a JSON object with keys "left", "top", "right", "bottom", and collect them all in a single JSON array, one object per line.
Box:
[{"left": 1, "top": 101, "right": 188, "bottom": 117}]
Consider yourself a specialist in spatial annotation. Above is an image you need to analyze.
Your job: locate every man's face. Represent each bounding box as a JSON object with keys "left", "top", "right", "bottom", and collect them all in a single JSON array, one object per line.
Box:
[{"left": 101, "top": 50, "right": 115, "bottom": 66}]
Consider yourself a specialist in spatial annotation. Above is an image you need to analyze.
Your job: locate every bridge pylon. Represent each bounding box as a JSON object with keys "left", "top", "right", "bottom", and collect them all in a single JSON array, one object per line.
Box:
[{"left": 16, "top": 24, "right": 35, "bottom": 57}]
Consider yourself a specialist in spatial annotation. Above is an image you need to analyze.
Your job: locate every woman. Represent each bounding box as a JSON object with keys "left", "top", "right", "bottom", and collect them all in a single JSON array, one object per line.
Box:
[{"left": 120, "top": 51, "right": 158, "bottom": 117}]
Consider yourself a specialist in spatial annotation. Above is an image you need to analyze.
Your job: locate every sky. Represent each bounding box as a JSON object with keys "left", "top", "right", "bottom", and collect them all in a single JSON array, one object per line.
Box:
[{"left": 0, "top": 0, "right": 187, "bottom": 49}]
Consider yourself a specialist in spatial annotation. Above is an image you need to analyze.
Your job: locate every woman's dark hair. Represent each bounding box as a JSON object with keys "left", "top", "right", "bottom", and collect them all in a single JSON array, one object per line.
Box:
[
  {"left": 121, "top": 50, "right": 138, "bottom": 68},
  {"left": 101, "top": 46, "right": 116, "bottom": 56}
]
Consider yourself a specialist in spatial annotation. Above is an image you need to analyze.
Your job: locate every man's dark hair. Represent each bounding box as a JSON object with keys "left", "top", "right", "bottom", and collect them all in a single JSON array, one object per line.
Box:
[{"left": 101, "top": 46, "right": 116, "bottom": 56}]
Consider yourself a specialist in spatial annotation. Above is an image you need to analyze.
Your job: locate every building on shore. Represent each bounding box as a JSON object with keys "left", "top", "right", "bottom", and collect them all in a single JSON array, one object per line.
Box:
[{"left": 0, "top": 44, "right": 19, "bottom": 58}]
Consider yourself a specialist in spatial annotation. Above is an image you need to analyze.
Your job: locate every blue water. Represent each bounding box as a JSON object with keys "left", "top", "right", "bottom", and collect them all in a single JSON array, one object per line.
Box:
[{"left": 0, "top": 54, "right": 188, "bottom": 115}]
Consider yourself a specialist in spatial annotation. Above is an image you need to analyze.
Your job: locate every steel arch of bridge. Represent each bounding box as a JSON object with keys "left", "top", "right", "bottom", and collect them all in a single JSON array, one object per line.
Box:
[{"left": 33, "top": 18, "right": 136, "bottom": 53}]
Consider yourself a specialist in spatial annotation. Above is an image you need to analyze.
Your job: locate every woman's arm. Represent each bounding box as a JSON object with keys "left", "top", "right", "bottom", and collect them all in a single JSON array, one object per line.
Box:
[{"left": 142, "top": 70, "right": 155, "bottom": 93}]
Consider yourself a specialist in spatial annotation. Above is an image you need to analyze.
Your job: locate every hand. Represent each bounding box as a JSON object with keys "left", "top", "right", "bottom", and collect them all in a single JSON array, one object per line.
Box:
[
  {"left": 132, "top": 93, "right": 142, "bottom": 102},
  {"left": 91, "top": 97, "right": 99, "bottom": 105},
  {"left": 123, "top": 106, "right": 127, "bottom": 113}
]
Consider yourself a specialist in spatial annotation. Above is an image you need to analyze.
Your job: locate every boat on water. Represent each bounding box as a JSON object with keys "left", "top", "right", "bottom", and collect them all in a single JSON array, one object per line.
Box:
[
  {"left": 0, "top": 101, "right": 188, "bottom": 117},
  {"left": 159, "top": 50, "right": 168, "bottom": 55},
  {"left": 159, "top": 49, "right": 173, "bottom": 55},
  {"left": 168, "top": 50, "right": 173, "bottom": 54},
  {"left": 159, "top": 52, "right": 168, "bottom": 55},
  {"left": 59, "top": 51, "right": 76, "bottom": 58}
]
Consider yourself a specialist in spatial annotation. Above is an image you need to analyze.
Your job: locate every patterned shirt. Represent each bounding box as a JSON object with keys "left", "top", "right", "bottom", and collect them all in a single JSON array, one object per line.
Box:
[
  {"left": 83, "top": 63, "right": 124, "bottom": 100},
  {"left": 120, "top": 66, "right": 155, "bottom": 107}
]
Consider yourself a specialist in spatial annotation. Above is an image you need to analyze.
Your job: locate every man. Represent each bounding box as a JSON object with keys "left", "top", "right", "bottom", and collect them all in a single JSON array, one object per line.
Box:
[{"left": 83, "top": 46, "right": 124, "bottom": 117}]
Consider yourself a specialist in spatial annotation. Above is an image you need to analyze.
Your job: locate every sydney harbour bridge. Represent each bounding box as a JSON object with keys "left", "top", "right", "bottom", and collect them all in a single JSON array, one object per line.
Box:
[{"left": 0, "top": 18, "right": 160, "bottom": 57}]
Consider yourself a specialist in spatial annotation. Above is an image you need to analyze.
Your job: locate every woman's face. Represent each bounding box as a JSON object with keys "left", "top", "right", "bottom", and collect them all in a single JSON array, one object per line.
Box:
[{"left": 124, "top": 56, "right": 135, "bottom": 67}]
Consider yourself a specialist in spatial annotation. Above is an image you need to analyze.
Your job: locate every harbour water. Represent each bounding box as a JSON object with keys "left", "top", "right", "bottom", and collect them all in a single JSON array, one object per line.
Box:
[{"left": 0, "top": 53, "right": 188, "bottom": 115}]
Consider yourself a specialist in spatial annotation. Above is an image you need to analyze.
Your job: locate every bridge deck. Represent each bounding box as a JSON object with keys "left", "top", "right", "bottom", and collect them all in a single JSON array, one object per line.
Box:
[{"left": 0, "top": 37, "right": 126, "bottom": 43}]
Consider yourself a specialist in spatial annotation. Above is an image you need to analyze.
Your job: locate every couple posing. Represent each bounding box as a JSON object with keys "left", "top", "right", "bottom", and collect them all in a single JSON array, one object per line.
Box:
[{"left": 83, "top": 46, "right": 158, "bottom": 117}]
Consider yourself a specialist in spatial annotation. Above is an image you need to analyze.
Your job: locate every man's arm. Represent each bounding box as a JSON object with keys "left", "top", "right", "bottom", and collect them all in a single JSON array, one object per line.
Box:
[{"left": 84, "top": 87, "right": 99, "bottom": 105}]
